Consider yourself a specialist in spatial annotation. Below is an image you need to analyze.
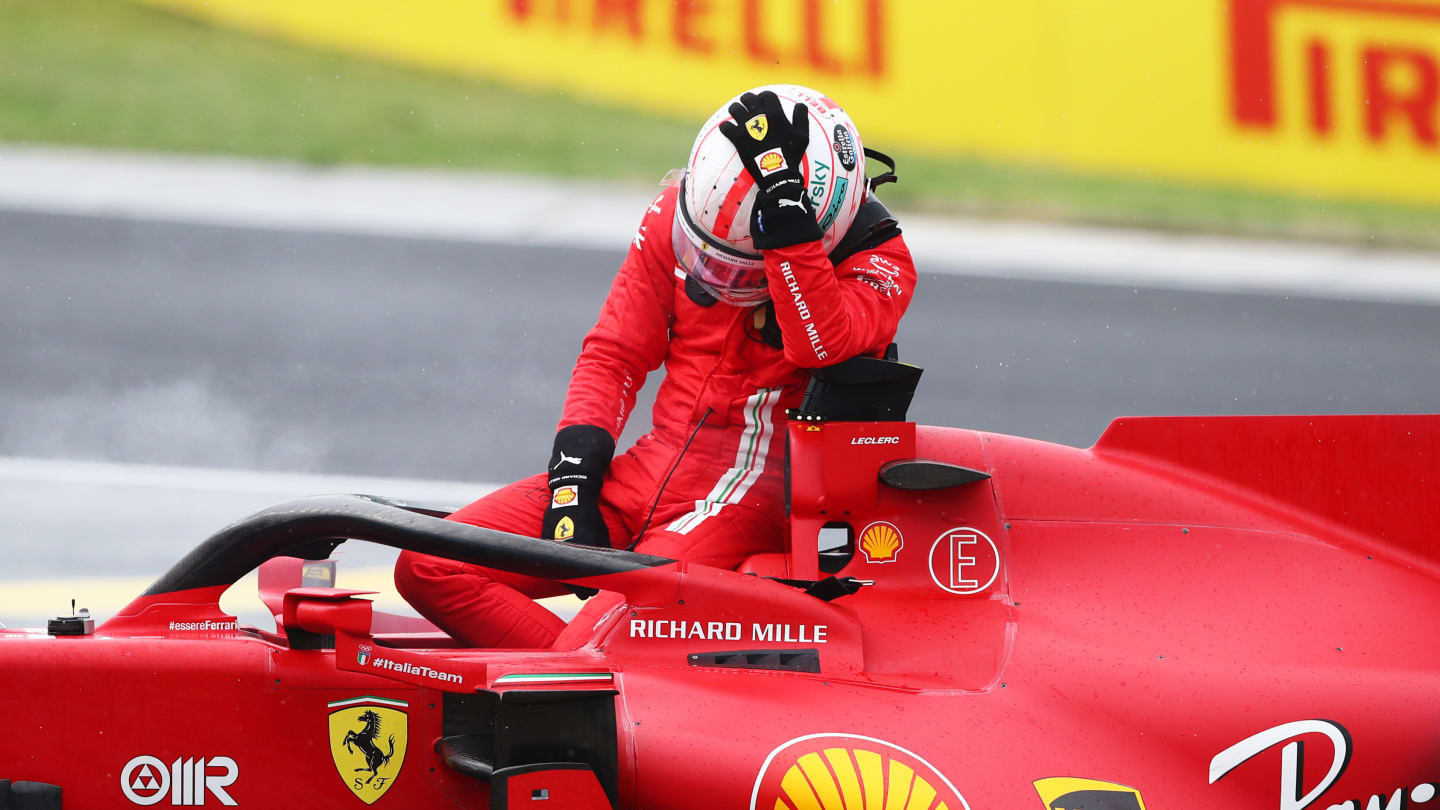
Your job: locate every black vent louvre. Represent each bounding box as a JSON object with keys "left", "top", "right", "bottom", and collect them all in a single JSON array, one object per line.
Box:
[{"left": 687, "top": 649, "right": 821, "bottom": 673}]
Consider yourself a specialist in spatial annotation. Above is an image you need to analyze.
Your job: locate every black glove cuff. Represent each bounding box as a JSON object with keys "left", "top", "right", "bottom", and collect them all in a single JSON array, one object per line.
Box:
[
  {"left": 751, "top": 192, "right": 823, "bottom": 250},
  {"left": 547, "top": 425, "right": 615, "bottom": 490}
]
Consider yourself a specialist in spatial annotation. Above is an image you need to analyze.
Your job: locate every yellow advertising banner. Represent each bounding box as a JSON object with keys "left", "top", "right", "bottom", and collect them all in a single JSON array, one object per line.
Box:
[{"left": 135, "top": 0, "right": 1440, "bottom": 205}]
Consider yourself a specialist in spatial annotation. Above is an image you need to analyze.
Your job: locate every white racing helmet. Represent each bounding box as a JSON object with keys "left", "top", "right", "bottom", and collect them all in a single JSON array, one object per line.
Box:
[{"left": 673, "top": 84, "right": 867, "bottom": 306}]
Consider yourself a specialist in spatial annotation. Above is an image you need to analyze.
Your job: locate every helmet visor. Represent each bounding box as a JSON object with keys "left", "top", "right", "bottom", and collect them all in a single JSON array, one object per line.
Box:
[{"left": 672, "top": 176, "right": 769, "bottom": 307}]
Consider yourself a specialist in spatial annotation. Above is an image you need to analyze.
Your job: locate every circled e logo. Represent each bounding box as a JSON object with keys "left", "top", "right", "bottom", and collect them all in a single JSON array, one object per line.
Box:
[{"left": 927, "top": 527, "right": 1000, "bottom": 595}]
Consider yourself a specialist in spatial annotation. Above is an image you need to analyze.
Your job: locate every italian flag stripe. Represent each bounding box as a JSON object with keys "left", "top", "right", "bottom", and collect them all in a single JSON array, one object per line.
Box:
[
  {"left": 494, "top": 673, "right": 614, "bottom": 684},
  {"left": 665, "top": 387, "right": 779, "bottom": 535},
  {"left": 327, "top": 695, "right": 409, "bottom": 709}
]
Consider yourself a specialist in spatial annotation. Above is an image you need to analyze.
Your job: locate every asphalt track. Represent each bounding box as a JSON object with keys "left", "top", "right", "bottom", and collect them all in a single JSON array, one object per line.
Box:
[
  {"left": 8, "top": 209, "right": 1440, "bottom": 477},
  {"left": 3, "top": 207, "right": 1440, "bottom": 624}
]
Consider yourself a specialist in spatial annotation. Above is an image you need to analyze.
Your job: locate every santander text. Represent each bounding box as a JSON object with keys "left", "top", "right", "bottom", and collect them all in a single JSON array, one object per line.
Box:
[{"left": 1209, "top": 719, "right": 1436, "bottom": 810}]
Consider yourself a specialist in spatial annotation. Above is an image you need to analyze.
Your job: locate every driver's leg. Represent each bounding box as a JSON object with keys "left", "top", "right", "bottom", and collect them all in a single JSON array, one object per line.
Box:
[
  {"left": 394, "top": 553, "right": 570, "bottom": 648},
  {"left": 393, "top": 474, "right": 630, "bottom": 648},
  {"left": 630, "top": 501, "right": 786, "bottom": 570}
]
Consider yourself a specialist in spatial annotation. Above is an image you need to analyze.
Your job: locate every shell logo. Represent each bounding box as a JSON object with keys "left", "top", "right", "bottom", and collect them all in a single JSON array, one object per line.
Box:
[
  {"left": 759, "top": 151, "right": 786, "bottom": 172},
  {"left": 552, "top": 485, "right": 577, "bottom": 506},
  {"left": 751, "top": 734, "right": 970, "bottom": 810},
  {"left": 859, "top": 521, "right": 903, "bottom": 563}
]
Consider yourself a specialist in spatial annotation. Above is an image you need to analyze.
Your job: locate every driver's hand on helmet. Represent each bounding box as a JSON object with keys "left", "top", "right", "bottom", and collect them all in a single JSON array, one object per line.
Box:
[{"left": 719, "top": 91, "right": 822, "bottom": 250}]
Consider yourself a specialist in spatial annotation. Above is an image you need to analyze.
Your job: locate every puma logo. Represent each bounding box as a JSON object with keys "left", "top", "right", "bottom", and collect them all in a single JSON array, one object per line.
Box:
[
  {"left": 553, "top": 452, "right": 582, "bottom": 469},
  {"left": 777, "top": 198, "right": 805, "bottom": 210}
]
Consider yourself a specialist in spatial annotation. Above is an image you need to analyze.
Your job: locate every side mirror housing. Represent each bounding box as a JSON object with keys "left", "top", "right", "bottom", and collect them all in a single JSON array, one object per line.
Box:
[{"left": 281, "top": 588, "right": 376, "bottom": 639}]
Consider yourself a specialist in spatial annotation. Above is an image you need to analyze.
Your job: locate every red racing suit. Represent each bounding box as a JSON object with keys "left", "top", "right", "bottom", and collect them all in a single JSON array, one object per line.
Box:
[{"left": 394, "top": 184, "right": 916, "bottom": 647}]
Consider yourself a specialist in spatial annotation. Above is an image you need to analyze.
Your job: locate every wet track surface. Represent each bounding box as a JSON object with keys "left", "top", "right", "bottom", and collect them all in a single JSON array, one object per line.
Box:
[
  {"left": 5, "top": 209, "right": 1439, "bottom": 480},
  {"left": 2, "top": 208, "right": 1439, "bottom": 615}
]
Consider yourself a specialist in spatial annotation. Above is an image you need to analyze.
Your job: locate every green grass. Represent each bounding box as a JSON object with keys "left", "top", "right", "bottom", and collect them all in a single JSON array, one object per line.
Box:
[
  {"left": 886, "top": 157, "right": 1440, "bottom": 248},
  {"left": 0, "top": 0, "right": 697, "bottom": 176},
  {"left": 4, "top": 0, "right": 1440, "bottom": 248}
]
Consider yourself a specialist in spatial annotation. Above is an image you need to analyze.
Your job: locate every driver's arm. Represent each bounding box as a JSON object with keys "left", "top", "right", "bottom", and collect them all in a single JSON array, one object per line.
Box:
[
  {"left": 558, "top": 191, "right": 676, "bottom": 439},
  {"left": 539, "top": 192, "right": 676, "bottom": 546},
  {"left": 715, "top": 91, "right": 915, "bottom": 369},
  {"left": 762, "top": 235, "right": 916, "bottom": 368}
]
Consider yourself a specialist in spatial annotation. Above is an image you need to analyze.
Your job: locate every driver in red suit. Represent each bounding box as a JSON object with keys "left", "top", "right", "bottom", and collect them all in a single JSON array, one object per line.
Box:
[{"left": 394, "top": 85, "right": 917, "bottom": 648}]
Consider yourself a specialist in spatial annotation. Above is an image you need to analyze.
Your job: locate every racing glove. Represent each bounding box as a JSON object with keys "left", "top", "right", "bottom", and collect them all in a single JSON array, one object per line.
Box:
[
  {"left": 541, "top": 425, "right": 614, "bottom": 548},
  {"left": 719, "top": 90, "right": 823, "bottom": 251}
]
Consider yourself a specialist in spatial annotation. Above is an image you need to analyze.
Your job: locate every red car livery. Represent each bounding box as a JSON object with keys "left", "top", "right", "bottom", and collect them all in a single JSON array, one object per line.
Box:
[{"left": 1, "top": 412, "right": 1436, "bottom": 809}]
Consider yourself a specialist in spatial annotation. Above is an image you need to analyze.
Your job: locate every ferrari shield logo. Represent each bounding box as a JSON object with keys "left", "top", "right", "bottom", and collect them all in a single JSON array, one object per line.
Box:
[
  {"left": 554, "top": 515, "right": 575, "bottom": 540},
  {"left": 1034, "top": 776, "right": 1147, "bottom": 810},
  {"left": 328, "top": 696, "right": 408, "bottom": 804},
  {"left": 746, "top": 113, "right": 768, "bottom": 140}
]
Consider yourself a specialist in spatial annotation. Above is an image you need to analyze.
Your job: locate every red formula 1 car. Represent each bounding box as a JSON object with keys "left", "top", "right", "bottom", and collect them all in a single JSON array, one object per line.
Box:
[{"left": 1, "top": 359, "right": 1437, "bottom": 810}]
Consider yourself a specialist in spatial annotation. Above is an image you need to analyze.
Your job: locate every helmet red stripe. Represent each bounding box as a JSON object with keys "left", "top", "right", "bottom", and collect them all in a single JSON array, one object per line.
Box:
[
  {"left": 710, "top": 169, "right": 756, "bottom": 241},
  {"left": 693, "top": 124, "right": 735, "bottom": 221}
]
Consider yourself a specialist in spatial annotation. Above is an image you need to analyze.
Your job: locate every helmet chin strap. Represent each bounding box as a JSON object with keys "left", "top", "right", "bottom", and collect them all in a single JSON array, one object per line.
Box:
[
  {"left": 863, "top": 148, "right": 898, "bottom": 193},
  {"left": 828, "top": 195, "right": 902, "bottom": 267}
]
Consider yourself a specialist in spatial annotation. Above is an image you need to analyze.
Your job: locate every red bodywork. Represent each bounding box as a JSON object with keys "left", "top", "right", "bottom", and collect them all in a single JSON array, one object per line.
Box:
[{"left": 1, "top": 415, "right": 1437, "bottom": 809}]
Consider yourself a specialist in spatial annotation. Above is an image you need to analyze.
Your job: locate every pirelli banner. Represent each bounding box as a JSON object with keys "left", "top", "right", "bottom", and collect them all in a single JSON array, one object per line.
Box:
[{"left": 136, "top": 0, "right": 1440, "bottom": 205}]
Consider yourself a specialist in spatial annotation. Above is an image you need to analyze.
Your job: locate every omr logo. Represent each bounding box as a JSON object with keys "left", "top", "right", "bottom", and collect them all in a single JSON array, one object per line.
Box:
[
  {"left": 750, "top": 733, "right": 970, "bottom": 810},
  {"left": 1230, "top": 0, "right": 1440, "bottom": 147},
  {"left": 120, "top": 755, "right": 238, "bottom": 806}
]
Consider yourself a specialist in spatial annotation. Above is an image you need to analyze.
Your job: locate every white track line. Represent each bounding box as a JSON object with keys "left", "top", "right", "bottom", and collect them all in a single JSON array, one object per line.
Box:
[
  {"left": 2, "top": 145, "right": 1438, "bottom": 304},
  {"left": 0, "top": 566, "right": 583, "bottom": 631},
  {"left": 0, "top": 454, "right": 493, "bottom": 502},
  {"left": 0, "top": 455, "right": 595, "bottom": 629}
]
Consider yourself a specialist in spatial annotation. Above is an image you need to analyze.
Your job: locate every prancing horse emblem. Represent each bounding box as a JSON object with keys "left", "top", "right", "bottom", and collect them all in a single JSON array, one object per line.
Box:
[
  {"left": 344, "top": 710, "right": 394, "bottom": 783},
  {"left": 747, "top": 113, "right": 769, "bottom": 141},
  {"left": 328, "top": 697, "right": 408, "bottom": 804}
]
